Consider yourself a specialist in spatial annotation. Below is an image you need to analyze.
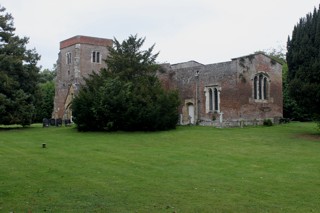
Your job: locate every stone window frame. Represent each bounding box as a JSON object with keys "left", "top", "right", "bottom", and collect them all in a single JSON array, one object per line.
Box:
[
  {"left": 204, "top": 85, "right": 221, "bottom": 113},
  {"left": 251, "top": 72, "right": 270, "bottom": 103},
  {"left": 66, "top": 52, "right": 72, "bottom": 64},
  {"left": 91, "top": 51, "right": 101, "bottom": 64}
]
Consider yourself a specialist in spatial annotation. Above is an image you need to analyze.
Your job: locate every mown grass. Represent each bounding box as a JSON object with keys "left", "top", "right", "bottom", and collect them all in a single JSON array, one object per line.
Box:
[{"left": 0, "top": 122, "right": 319, "bottom": 212}]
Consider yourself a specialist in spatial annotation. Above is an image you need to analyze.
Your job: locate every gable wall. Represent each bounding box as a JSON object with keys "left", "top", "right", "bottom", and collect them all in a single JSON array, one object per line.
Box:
[{"left": 160, "top": 54, "right": 283, "bottom": 126}]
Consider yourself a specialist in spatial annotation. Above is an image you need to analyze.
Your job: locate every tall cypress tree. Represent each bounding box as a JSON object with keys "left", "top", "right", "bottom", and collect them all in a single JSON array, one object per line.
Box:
[
  {"left": 0, "top": 5, "right": 40, "bottom": 126},
  {"left": 287, "top": 5, "right": 320, "bottom": 121}
]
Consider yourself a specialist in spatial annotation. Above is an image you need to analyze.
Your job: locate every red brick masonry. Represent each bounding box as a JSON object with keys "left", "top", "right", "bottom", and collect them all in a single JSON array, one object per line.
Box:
[{"left": 60, "top": 35, "right": 113, "bottom": 49}]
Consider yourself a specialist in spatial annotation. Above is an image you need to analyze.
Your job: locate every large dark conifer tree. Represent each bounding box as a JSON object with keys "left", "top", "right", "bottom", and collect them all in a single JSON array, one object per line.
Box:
[{"left": 287, "top": 5, "right": 320, "bottom": 121}]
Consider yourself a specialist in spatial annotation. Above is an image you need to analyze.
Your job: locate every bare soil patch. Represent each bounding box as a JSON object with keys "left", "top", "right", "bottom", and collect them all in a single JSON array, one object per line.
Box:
[{"left": 295, "top": 133, "right": 320, "bottom": 142}]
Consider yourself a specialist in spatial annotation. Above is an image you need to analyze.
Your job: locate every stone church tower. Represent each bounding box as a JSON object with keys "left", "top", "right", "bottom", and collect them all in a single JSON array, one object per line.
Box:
[{"left": 53, "top": 35, "right": 113, "bottom": 120}]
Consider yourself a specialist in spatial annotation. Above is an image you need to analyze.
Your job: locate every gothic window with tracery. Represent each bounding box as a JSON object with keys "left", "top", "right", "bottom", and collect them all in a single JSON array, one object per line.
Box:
[
  {"left": 253, "top": 73, "right": 269, "bottom": 100},
  {"left": 209, "top": 88, "right": 213, "bottom": 111},
  {"left": 214, "top": 88, "right": 219, "bottom": 111},
  {"left": 205, "top": 86, "right": 220, "bottom": 113}
]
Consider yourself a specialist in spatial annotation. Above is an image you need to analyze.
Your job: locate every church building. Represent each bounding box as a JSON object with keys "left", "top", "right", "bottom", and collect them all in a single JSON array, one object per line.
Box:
[{"left": 53, "top": 35, "right": 283, "bottom": 127}]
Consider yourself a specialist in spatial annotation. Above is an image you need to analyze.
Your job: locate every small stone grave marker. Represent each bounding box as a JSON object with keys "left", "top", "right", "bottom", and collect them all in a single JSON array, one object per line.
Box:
[
  {"left": 50, "top": 119, "right": 56, "bottom": 126},
  {"left": 64, "top": 119, "right": 71, "bottom": 126},
  {"left": 42, "top": 118, "right": 49, "bottom": 127},
  {"left": 56, "top": 118, "right": 62, "bottom": 127}
]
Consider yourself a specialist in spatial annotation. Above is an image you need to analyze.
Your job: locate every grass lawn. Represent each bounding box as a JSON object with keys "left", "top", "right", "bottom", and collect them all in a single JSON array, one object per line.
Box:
[{"left": 0, "top": 122, "right": 319, "bottom": 212}]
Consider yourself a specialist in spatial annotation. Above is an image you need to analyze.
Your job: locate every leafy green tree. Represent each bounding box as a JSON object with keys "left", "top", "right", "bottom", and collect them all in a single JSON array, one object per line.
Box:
[
  {"left": 33, "top": 67, "right": 56, "bottom": 122},
  {"left": 34, "top": 81, "right": 55, "bottom": 122},
  {"left": 0, "top": 5, "right": 41, "bottom": 126},
  {"left": 72, "top": 35, "right": 180, "bottom": 131},
  {"left": 38, "top": 67, "right": 56, "bottom": 83}
]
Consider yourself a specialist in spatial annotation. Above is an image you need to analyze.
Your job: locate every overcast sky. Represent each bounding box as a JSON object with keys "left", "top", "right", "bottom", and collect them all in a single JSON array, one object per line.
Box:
[{"left": 2, "top": 0, "right": 319, "bottom": 70}]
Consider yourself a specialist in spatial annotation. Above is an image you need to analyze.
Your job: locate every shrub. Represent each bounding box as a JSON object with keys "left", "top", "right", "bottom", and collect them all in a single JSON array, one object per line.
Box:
[
  {"left": 212, "top": 114, "right": 216, "bottom": 121},
  {"left": 263, "top": 119, "right": 273, "bottom": 126}
]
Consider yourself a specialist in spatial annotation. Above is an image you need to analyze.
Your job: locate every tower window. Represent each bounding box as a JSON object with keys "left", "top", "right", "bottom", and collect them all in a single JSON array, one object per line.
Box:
[
  {"left": 92, "top": 51, "right": 101, "bottom": 63},
  {"left": 66, "top": 52, "right": 72, "bottom": 64}
]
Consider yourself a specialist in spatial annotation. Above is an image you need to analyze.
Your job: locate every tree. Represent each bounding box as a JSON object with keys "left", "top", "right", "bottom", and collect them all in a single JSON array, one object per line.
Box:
[
  {"left": 287, "top": 5, "right": 320, "bottom": 123},
  {"left": 38, "top": 67, "right": 56, "bottom": 83},
  {"left": 72, "top": 35, "right": 180, "bottom": 131},
  {"left": 33, "top": 69, "right": 56, "bottom": 122},
  {"left": 0, "top": 5, "right": 41, "bottom": 126}
]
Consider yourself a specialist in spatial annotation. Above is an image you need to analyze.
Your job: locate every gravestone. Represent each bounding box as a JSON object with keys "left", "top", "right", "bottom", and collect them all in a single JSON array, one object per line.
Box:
[
  {"left": 64, "top": 119, "right": 71, "bottom": 126},
  {"left": 42, "top": 118, "right": 49, "bottom": 127},
  {"left": 56, "top": 118, "right": 62, "bottom": 127},
  {"left": 50, "top": 119, "right": 56, "bottom": 126}
]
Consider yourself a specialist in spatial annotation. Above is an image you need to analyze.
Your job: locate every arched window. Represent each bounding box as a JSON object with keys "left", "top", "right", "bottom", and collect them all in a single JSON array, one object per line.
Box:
[
  {"left": 214, "top": 88, "right": 219, "bottom": 111},
  {"left": 205, "top": 86, "right": 220, "bottom": 113},
  {"left": 209, "top": 89, "right": 213, "bottom": 111},
  {"left": 259, "top": 74, "right": 263, "bottom": 99},
  {"left": 254, "top": 76, "right": 258, "bottom": 99},
  {"left": 264, "top": 77, "right": 268, "bottom": 99},
  {"left": 253, "top": 73, "right": 269, "bottom": 100}
]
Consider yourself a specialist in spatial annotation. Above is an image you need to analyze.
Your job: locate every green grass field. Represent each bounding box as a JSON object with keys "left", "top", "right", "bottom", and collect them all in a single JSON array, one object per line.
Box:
[{"left": 0, "top": 122, "right": 319, "bottom": 212}]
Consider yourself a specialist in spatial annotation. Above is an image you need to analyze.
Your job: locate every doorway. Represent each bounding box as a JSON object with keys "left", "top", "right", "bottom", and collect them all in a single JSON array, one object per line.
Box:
[{"left": 188, "top": 104, "right": 195, "bottom": 124}]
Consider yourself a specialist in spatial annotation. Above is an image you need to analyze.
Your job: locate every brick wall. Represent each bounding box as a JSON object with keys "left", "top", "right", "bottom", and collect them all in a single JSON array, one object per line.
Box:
[
  {"left": 159, "top": 53, "right": 283, "bottom": 126},
  {"left": 60, "top": 35, "right": 113, "bottom": 49}
]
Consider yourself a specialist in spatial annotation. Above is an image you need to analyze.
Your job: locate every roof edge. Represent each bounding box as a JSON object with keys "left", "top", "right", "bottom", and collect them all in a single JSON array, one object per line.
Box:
[
  {"left": 231, "top": 52, "right": 283, "bottom": 65},
  {"left": 60, "top": 35, "right": 113, "bottom": 49}
]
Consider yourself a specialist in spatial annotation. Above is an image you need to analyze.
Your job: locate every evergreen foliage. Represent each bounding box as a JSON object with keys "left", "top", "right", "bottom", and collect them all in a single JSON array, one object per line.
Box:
[
  {"left": 287, "top": 5, "right": 320, "bottom": 122},
  {"left": 72, "top": 35, "right": 180, "bottom": 131},
  {"left": 0, "top": 5, "right": 40, "bottom": 126}
]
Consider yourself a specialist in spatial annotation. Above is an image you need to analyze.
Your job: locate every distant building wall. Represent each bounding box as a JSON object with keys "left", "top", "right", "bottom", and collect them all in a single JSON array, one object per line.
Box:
[{"left": 159, "top": 53, "right": 283, "bottom": 127}]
